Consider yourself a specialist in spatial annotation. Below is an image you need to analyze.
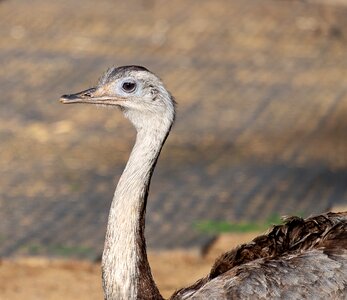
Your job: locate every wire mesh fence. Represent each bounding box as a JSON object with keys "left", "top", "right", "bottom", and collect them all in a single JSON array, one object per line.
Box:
[{"left": 0, "top": 0, "right": 347, "bottom": 258}]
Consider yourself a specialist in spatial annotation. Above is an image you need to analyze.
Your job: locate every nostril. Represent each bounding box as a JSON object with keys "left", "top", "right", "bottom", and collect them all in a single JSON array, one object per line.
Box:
[{"left": 82, "top": 88, "right": 96, "bottom": 98}]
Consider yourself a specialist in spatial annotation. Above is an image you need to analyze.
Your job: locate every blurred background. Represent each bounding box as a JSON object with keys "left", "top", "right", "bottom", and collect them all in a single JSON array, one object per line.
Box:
[{"left": 1, "top": 0, "right": 347, "bottom": 297}]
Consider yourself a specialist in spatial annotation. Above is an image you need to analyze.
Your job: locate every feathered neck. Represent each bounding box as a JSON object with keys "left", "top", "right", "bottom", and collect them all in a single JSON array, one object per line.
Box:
[{"left": 101, "top": 122, "right": 171, "bottom": 300}]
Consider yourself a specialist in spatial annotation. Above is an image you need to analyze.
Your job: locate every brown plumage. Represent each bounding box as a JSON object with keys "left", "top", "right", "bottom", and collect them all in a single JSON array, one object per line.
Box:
[
  {"left": 172, "top": 212, "right": 347, "bottom": 299},
  {"left": 60, "top": 66, "right": 347, "bottom": 300}
]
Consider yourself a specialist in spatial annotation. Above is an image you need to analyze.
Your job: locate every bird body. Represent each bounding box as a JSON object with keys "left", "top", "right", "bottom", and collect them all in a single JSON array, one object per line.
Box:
[
  {"left": 173, "top": 212, "right": 347, "bottom": 299},
  {"left": 60, "top": 66, "right": 347, "bottom": 300}
]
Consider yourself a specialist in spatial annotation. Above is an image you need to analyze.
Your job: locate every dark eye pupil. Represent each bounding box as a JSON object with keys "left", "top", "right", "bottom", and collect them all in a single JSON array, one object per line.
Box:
[{"left": 122, "top": 82, "right": 136, "bottom": 92}]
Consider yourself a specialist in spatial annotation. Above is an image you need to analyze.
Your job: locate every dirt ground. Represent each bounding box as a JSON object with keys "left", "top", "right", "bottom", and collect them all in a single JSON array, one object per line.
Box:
[{"left": 0, "top": 233, "right": 258, "bottom": 300}]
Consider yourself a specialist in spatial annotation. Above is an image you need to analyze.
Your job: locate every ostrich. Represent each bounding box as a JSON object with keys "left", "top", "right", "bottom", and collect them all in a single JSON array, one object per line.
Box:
[{"left": 60, "top": 65, "right": 347, "bottom": 299}]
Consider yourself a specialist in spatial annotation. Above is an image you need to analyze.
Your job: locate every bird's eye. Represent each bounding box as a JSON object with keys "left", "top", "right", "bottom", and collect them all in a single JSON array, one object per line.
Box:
[{"left": 122, "top": 81, "right": 136, "bottom": 93}]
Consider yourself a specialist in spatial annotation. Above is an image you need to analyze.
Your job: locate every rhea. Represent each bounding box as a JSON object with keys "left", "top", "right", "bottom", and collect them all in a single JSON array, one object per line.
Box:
[{"left": 60, "top": 66, "right": 347, "bottom": 299}]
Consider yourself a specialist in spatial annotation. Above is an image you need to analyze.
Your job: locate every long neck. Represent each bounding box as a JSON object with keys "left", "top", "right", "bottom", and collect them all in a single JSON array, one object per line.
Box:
[{"left": 102, "top": 123, "right": 170, "bottom": 300}]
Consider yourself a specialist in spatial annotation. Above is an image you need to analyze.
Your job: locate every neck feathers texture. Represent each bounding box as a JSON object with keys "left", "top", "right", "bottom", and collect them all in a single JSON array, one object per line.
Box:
[{"left": 102, "top": 123, "right": 170, "bottom": 300}]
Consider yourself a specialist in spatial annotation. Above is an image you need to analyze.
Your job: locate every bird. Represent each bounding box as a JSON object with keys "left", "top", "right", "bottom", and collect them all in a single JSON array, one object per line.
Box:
[{"left": 60, "top": 65, "right": 347, "bottom": 300}]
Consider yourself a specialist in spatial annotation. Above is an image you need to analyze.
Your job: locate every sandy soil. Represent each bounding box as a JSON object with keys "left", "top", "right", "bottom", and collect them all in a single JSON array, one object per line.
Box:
[{"left": 0, "top": 233, "right": 259, "bottom": 300}]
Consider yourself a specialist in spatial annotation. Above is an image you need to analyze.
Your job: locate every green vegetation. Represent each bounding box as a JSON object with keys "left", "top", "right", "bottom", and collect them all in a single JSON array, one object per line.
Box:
[
  {"left": 26, "top": 243, "right": 41, "bottom": 255},
  {"left": 47, "top": 245, "right": 93, "bottom": 257},
  {"left": 24, "top": 243, "right": 93, "bottom": 257},
  {"left": 194, "top": 213, "right": 303, "bottom": 234}
]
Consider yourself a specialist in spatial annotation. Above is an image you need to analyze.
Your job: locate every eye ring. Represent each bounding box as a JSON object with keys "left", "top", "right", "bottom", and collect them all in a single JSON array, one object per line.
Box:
[{"left": 121, "top": 81, "right": 137, "bottom": 93}]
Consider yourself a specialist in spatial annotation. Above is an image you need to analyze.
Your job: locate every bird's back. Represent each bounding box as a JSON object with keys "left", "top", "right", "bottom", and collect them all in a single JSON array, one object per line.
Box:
[{"left": 171, "top": 212, "right": 347, "bottom": 299}]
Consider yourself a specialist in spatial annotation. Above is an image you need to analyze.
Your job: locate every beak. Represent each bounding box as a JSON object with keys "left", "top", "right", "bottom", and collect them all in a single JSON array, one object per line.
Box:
[
  {"left": 60, "top": 87, "right": 126, "bottom": 106},
  {"left": 60, "top": 87, "right": 98, "bottom": 104}
]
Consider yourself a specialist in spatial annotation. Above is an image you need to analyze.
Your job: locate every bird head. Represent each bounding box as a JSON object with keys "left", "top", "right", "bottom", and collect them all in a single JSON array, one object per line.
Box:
[{"left": 60, "top": 65, "right": 176, "bottom": 131}]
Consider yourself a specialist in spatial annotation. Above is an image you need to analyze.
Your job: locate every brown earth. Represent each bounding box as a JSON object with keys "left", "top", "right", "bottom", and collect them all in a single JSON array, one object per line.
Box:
[{"left": 0, "top": 232, "right": 258, "bottom": 300}]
